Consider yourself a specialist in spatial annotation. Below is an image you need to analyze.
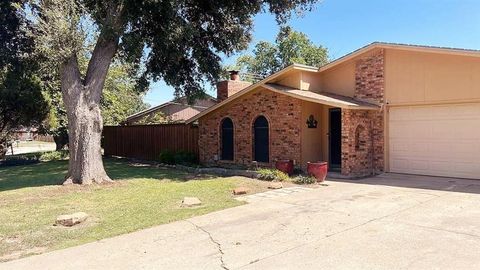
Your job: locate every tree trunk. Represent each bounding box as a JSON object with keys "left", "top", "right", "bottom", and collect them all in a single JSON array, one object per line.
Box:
[
  {"left": 63, "top": 97, "right": 111, "bottom": 185},
  {"left": 60, "top": 32, "right": 120, "bottom": 185},
  {"left": 0, "top": 134, "right": 7, "bottom": 160},
  {"left": 0, "top": 144, "right": 6, "bottom": 160}
]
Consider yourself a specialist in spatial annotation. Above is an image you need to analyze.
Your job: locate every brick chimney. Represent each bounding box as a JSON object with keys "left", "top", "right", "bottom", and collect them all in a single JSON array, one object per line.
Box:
[{"left": 216, "top": 71, "right": 252, "bottom": 102}]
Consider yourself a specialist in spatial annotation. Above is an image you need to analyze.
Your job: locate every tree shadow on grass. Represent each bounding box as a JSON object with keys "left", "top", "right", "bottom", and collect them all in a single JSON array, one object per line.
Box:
[
  {"left": 104, "top": 159, "right": 188, "bottom": 182},
  {"left": 0, "top": 158, "right": 189, "bottom": 192}
]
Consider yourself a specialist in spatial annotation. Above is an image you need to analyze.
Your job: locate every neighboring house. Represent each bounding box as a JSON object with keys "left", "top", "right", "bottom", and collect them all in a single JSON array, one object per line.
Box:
[
  {"left": 188, "top": 42, "right": 480, "bottom": 179},
  {"left": 124, "top": 95, "right": 217, "bottom": 125},
  {"left": 12, "top": 127, "right": 53, "bottom": 142},
  {"left": 12, "top": 127, "right": 38, "bottom": 141}
]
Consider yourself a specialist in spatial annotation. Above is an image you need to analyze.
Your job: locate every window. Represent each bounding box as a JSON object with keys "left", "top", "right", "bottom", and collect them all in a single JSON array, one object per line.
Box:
[
  {"left": 253, "top": 116, "right": 269, "bottom": 162},
  {"left": 220, "top": 118, "right": 234, "bottom": 160}
]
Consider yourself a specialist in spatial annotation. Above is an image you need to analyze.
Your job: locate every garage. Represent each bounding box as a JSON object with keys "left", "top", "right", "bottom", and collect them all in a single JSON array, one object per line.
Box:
[{"left": 389, "top": 104, "right": 480, "bottom": 179}]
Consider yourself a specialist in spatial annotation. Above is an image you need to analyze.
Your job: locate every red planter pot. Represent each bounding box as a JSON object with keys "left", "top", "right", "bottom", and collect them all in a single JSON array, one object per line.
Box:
[
  {"left": 275, "top": 160, "right": 294, "bottom": 175},
  {"left": 307, "top": 161, "right": 328, "bottom": 182}
]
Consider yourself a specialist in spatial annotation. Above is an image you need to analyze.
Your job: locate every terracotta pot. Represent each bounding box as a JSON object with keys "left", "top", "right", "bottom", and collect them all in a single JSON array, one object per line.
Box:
[
  {"left": 275, "top": 160, "right": 294, "bottom": 175},
  {"left": 307, "top": 161, "right": 328, "bottom": 182}
]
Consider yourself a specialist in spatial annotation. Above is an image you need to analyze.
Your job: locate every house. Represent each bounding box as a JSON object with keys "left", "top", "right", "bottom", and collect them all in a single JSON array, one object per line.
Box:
[
  {"left": 124, "top": 95, "right": 217, "bottom": 125},
  {"left": 187, "top": 42, "right": 480, "bottom": 179},
  {"left": 12, "top": 127, "right": 53, "bottom": 142}
]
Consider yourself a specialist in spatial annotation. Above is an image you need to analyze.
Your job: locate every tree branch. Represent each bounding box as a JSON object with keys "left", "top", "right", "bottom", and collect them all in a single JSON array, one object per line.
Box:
[
  {"left": 84, "top": 33, "right": 120, "bottom": 103},
  {"left": 84, "top": 3, "right": 124, "bottom": 104},
  {"left": 60, "top": 54, "right": 83, "bottom": 106}
]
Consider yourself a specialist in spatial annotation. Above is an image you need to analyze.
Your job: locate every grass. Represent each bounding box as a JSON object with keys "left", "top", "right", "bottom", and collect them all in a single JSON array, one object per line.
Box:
[{"left": 0, "top": 158, "right": 271, "bottom": 262}]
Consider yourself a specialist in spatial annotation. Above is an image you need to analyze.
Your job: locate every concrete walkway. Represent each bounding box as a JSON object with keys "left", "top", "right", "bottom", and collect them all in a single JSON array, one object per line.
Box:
[{"left": 2, "top": 174, "right": 480, "bottom": 270}]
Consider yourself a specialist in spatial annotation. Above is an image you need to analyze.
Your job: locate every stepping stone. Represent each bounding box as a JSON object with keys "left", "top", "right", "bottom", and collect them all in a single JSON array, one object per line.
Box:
[
  {"left": 268, "top": 182, "right": 283, "bottom": 189},
  {"left": 233, "top": 187, "right": 250, "bottom": 195},
  {"left": 55, "top": 212, "right": 89, "bottom": 227},
  {"left": 182, "top": 197, "right": 202, "bottom": 207}
]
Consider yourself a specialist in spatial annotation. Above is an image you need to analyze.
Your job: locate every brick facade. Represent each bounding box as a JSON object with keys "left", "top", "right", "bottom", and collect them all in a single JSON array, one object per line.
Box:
[
  {"left": 198, "top": 49, "right": 386, "bottom": 177},
  {"left": 341, "top": 109, "right": 384, "bottom": 177},
  {"left": 342, "top": 49, "right": 385, "bottom": 177},
  {"left": 354, "top": 49, "right": 385, "bottom": 104},
  {"left": 199, "top": 89, "right": 302, "bottom": 167},
  {"left": 216, "top": 80, "right": 252, "bottom": 102}
]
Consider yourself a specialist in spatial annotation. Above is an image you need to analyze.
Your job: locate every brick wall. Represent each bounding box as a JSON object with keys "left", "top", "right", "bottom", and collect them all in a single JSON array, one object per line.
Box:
[
  {"left": 341, "top": 109, "right": 384, "bottom": 177},
  {"left": 341, "top": 49, "right": 385, "bottom": 177},
  {"left": 199, "top": 88, "right": 301, "bottom": 167},
  {"left": 216, "top": 80, "right": 252, "bottom": 102},
  {"left": 354, "top": 49, "right": 385, "bottom": 104}
]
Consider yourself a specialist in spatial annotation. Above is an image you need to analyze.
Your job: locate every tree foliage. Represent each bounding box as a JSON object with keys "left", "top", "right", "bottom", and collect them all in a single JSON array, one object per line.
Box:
[
  {"left": 101, "top": 61, "right": 149, "bottom": 126},
  {"left": 0, "top": 0, "right": 48, "bottom": 158},
  {"left": 133, "top": 111, "right": 171, "bottom": 125},
  {"left": 236, "top": 26, "right": 329, "bottom": 78}
]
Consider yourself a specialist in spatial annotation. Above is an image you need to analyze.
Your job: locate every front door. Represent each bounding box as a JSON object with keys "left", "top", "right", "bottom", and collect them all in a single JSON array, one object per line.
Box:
[{"left": 329, "top": 108, "right": 342, "bottom": 169}]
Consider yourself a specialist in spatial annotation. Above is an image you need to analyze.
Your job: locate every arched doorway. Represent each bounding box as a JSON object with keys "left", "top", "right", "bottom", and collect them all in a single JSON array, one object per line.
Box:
[
  {"left": 253, "top": 116, "right": 269, "bottom": 162},
  {"left": 220, "top": 118, "right": 234, "bottom": 160}
]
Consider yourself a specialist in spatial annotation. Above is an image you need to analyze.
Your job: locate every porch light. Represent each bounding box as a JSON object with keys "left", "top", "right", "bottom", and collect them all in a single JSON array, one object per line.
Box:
[{"left": 306, "top": 114, "right": 318, "bottom": 128}]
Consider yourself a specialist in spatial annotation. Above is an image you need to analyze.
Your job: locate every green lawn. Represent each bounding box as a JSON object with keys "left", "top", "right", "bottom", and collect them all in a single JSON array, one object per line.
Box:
[{"left": 0, "top": 158, "right": 270, "bottom": 261}]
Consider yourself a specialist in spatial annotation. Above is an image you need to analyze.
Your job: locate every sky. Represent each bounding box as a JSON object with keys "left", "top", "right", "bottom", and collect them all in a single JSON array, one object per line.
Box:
[{"left": 143, "top": 0, "right": 480, "bottom": 106}]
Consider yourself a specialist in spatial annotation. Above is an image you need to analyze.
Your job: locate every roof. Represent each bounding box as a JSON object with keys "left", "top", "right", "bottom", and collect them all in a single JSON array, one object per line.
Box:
[
  {"left": 186, "top": 42, "right": 480, "bottom": 123},
  {"left": 263, "top": 84, "right": 379, "bottom": 110},
  {"left": 186, "top": 64, "right": 319, "bottom": 123},
  {"left": 320, "top": 42, "right": 480, "bottom": 72},
  {"left": 126, "top": 95, "right": 216, "bottom": 122}
]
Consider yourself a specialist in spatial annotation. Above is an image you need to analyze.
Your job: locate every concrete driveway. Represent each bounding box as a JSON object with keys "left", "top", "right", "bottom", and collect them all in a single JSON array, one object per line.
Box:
[{"left": 2, "top": 173, "right": 480, "bottom": 270}]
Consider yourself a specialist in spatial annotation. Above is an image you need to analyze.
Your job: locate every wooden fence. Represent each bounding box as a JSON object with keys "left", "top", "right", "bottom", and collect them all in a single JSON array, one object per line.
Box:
[{"left": 103, "top": 124, "right": 199, "bottom": 160}]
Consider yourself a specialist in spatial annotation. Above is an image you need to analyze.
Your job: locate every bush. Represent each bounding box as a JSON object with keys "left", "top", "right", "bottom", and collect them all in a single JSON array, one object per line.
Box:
[
  {"left": 158, "top": 150, "right": 198, "bottom": 165},
  {"left": 0, "top": 150, "right": 69, "bottom": 167},
  {"left": 158, "top": 150, "right": 175, "bottom": 164},
  {"left": 257, "top": 168, "right": 276, "bottom": 181},
  {"left": 293, "top": 175, "right": 317, "bottom": 185},
  {"left": 257, "top": 168, "right": 290, "bottom": 182},
  {"left": 274, "top": 170, "right": 289, "bottom": 182},
  {"left": 39, "top": 150, "right": 69, "bottom": 162},
  {"left": 1, "top": 154, "right": 39, "bottom": 167},
  {"left": 173, "top": 150, "right": 197, "bottom": 165}
]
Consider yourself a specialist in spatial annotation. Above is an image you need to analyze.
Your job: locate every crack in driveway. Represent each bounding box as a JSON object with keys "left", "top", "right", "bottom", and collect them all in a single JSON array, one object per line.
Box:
[{"left": 186, "top": 220, "right": 229, "bottom": 270}]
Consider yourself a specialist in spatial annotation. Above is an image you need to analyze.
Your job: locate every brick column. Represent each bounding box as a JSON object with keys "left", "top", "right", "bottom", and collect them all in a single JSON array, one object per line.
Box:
[{"left": 341, "top": 48, "right": 385, "bottom": 177}]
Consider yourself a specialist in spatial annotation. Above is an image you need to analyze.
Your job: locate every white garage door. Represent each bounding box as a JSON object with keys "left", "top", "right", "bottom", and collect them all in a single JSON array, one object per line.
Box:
[{"left": 389, "top": 104, "right": 480, "bottom": 179}]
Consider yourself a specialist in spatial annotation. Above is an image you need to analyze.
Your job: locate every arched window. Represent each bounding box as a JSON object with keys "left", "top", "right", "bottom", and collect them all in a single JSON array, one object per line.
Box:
[
  {"left": 355, "top": 125, "right": 366, "bottom": 151},
  {"left": 253, "top": 116, "right": 269, "bottom": 162},
  {"left": 220, "top": 118, "right": 234, "bottom": 160}
]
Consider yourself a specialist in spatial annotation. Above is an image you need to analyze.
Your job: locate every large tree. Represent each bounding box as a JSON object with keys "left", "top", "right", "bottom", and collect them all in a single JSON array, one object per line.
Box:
[
  {"left": 27, "top": 0, "right": 319, "bottom": 185},
  {"left": 236, "top": 26, "right": 329, "bottom": 78},
  {"left": 0, "top": 0, "right": 48, "bottom": 158},
  {"left": 42, "top": 58, "right": 149, "bottom": 150}
]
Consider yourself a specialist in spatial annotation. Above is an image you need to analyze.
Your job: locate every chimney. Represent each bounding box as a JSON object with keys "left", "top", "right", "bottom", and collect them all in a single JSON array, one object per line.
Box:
[{"left": 216, "top": 70, "right": 252, "bottom": 102}]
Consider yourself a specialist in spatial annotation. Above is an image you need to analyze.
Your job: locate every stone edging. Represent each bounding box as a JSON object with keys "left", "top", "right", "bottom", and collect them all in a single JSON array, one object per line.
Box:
[{"left": 174, "top": 164, "right": 260, "bottom": 178}]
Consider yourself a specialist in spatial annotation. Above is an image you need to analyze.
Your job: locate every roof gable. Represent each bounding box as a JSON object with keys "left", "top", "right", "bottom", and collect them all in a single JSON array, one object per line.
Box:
[{"left": 186, "top": 42, "right": 480, "bottom": 123}]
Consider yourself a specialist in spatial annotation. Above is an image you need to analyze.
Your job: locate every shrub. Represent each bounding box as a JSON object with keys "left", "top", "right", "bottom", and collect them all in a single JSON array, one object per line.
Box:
[
  {"left": 257, "top": 168, "right": 290, "bottom": 182},
  {"left": 158, "top": 149, "right": 175, "bottom": 164},
  {"left": 173, "top": 151, "right": 197, "bottom": 165},
  {"left": 1, "top": 155, "right": 39, "bottom": 167},
  {"left": 293, "top": 175, "right": 317, "bottom": 185},
  {"left": 0, "top": 150, "right": 69, "bottom": 167},
  {"left": 39, "top": 150, "right": 69, "bottom": 162},
  {"left": 274, "top": 170, "right": 289, "bottom": 182},
  {"left": 257, "top": 168, "right": 277, "bottom": 181}
]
